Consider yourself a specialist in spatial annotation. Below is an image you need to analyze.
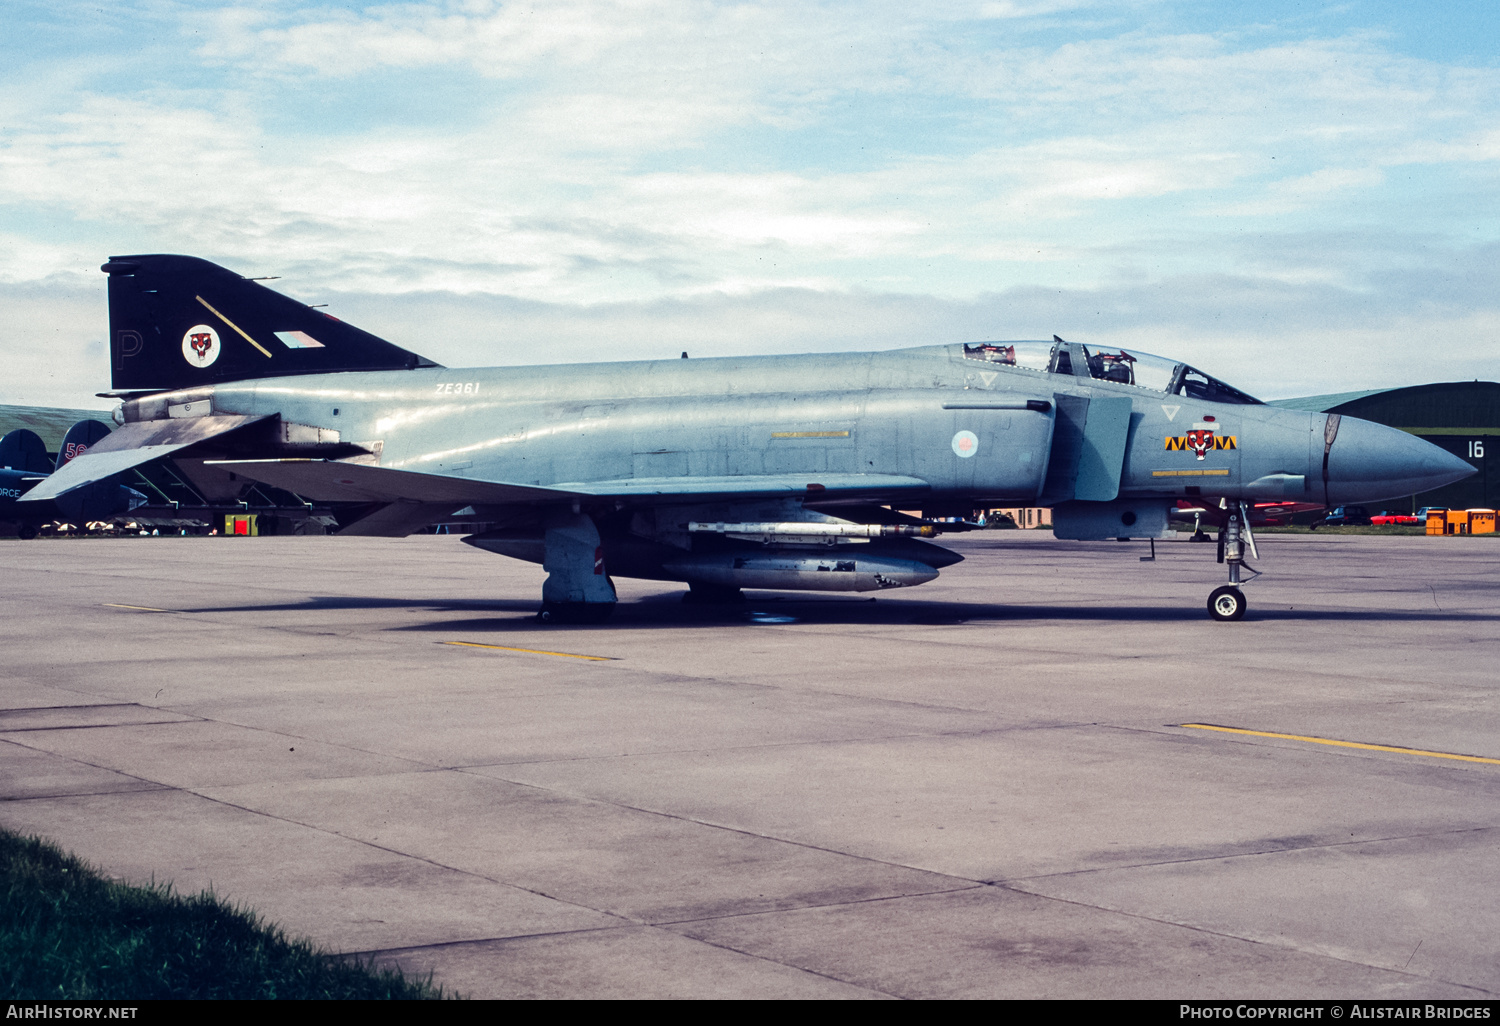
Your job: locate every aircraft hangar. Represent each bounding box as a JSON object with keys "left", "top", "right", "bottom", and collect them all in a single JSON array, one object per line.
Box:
[
  {"left": 0, "top": 402, "right": 108, "bottom": 452},
  {"left": 1268, "top": 380, "right": 1498, "bottom": 511}
]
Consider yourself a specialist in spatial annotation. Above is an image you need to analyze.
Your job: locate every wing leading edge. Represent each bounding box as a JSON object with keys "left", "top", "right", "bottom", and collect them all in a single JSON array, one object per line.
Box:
[{"left": 208, "top": 459, "right": 932, "bottom": 506}]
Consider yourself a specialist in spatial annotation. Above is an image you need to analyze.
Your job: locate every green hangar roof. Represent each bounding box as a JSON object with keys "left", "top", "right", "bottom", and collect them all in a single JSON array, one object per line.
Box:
[
  {"left": 1269, "top": 381, "right": 1500, "bottom": 431},
  {"left": 0, "top": 403, "right": 116, "bottom": 452},
  {"left": 1273, "top": 381, "right": 1498, "bottom": 510},
  {"left": 1267, "top": 389, "right": 1397, "bottom": 413}
]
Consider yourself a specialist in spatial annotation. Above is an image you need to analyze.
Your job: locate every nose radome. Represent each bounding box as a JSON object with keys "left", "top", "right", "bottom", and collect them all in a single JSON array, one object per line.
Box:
[{"left": 1326, "top": 417, "right": 1477, "bottom": 505}]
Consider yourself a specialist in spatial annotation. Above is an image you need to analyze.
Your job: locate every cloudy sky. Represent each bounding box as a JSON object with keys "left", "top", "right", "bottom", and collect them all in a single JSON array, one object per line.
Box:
[{"left": 2, "top": 0, "right": 1497, "bottom": 407}]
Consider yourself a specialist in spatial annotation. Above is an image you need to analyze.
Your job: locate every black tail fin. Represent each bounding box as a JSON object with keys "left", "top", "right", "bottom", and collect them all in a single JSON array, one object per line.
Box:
[
  {"left": 103, "top": 254, "right": 440, "bottom": 392},
  {"left": 0, "top": 429, "right": 51, "bottom": 474},
  {"left": 56, "top": 419, "right": 113, "bottom": 473}
]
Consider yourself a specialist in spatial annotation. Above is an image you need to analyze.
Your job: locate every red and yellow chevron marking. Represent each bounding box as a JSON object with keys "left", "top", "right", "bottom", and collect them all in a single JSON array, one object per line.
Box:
[{"left": 1165, "top": 435, "right": 1237, "bottom": 450}]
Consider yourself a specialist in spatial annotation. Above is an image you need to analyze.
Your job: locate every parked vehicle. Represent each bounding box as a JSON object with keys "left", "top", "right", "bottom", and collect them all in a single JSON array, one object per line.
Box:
[
  {"left": 1313, "top": 506, "right": 1373, "bottom": 528},
  {"left": 1371, "top": 511, "right": 1421, "bottom": 525}
]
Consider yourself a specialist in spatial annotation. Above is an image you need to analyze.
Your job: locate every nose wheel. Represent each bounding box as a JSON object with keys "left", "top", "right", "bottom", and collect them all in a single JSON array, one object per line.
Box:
[{"left": 1208, "top": 585, "right": 1246, "bottom": 621}]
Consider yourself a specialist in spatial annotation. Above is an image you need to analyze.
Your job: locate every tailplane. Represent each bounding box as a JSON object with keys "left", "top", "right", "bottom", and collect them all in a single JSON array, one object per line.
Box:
[
  {"left": 0, "top": 429, "right": 51, "bottom": 474},
  {"left": 103, "top": 254, "right": 440, "bottom": 393}
]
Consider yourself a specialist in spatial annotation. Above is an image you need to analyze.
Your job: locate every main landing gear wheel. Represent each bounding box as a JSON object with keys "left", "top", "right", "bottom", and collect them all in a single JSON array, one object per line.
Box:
[
  {"left": 1208, "top": 585, "right": 1246, "bottom": 622},
  {"left": 538, "top": 602, "right": 615, "bottom": 624},
  {"left": 681, "top": 582, "right": 745, "bottom": 605}
]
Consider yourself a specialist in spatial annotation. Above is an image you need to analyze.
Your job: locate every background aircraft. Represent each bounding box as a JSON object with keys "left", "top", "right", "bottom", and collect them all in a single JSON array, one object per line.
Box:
[
  {"left": 1172, "top": 498, "right": 1328, "bottom": 538},
  {"left": 1, "top": 420, "right": 146, "bottom": 538},
  {"left": 22, "top": 255, "right": 1475, "bottom": 621}
]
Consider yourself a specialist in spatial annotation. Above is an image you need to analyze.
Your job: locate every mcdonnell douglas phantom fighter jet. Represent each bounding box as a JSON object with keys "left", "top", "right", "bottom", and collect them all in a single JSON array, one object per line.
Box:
[{"left": 23, "top": 255, "right": 1475, "bottom": 621}]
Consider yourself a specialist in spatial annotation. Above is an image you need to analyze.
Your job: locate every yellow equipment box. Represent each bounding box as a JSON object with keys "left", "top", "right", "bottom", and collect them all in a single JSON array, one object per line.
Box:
[{"left": 225, "top": 514, "right": 258, "bottom": 537}]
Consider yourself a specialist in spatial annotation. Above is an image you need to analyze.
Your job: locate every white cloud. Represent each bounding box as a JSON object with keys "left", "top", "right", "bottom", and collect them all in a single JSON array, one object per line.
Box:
[
  {"left": 1, "top": 1, "right": 1498, "bottom": 403},
  {"left": 0, "top": 278, "right": 112, "bottom": 409},
  {"left": 283, "top": 263, "right": 1500, "bottom": 402}
]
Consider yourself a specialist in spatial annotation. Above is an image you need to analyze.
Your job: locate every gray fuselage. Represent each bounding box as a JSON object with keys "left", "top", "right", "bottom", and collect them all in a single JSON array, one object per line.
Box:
[{"left": 124, "top": 342, "right": 1460, "bottom": 509}]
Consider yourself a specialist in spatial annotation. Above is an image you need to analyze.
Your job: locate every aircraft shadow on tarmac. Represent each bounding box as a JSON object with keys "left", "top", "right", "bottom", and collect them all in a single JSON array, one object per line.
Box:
[
  {"left": 184, "top": 596, "right": 539, "bottom": 615},
  {"left": 181, "top": 592, "right": 1500, "bottom": 632}
]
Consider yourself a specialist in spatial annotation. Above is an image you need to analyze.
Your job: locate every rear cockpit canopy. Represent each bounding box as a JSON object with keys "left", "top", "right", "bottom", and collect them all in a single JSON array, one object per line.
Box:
[{"left": 962, "top": 338, "right": 1262, "bottom": 405}]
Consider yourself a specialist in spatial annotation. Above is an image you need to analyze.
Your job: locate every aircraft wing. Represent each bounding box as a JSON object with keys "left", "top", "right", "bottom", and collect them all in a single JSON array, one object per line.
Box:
[
  {"left": 211, "top": 460, "right": 932, "bottom": 506},
  {"left": 206, "top": 459, "right": 576, "bottom": 504},
  {"left": 333, "top": 501, "right": 473, "bottom": 537},
  {"left": 21, "top": 415, "right": 270, "bottom": 503}
]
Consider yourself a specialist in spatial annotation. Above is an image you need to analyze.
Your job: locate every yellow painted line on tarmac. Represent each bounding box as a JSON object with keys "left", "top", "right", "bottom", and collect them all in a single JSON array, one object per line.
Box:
[
  {"left": 440, "top": 641, "right": 616, "bottom": 661},
  {"left": 1182, "top": 723, "right": 1500, "bottom": 766},
  {"left": 104, "top": 603, "right": 176, "bottom": 613}
]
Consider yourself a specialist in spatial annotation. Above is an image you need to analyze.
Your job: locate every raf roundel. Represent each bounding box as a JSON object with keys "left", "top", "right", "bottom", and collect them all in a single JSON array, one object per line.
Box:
[
  {"left": 181, "top": 324, "right": 221, "bottom": 369},
  {"left": 951, "top": 429, "right": 979, "bottom": 458}
]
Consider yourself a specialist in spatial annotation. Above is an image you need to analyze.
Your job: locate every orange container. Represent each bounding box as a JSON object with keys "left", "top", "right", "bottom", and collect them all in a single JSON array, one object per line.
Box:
[
  {"left": 1426, "top": 509, "right": 1448, "bottom": 535},
  {"left": 1468, "top": 509, "right": 1496, "bottom": 535},
  {"left": 1447, "top": 510, "right": 1471, "bottom": 535}
]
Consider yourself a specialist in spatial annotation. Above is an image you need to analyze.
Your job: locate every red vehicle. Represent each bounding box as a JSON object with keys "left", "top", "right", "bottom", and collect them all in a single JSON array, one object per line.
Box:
[{"left": 1371, "top": 511, "right": 1421, "bottom": 525}]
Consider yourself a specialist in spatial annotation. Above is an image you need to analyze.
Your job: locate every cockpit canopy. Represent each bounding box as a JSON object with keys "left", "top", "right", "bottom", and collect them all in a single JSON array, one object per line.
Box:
[{"left": 962, "top": 338, "right": 1262, "bottom": 405}]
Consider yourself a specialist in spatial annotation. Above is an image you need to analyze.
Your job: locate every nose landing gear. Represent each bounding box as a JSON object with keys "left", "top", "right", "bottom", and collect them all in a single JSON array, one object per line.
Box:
[{"left": 1208, "top": 504, "right": 1259, "bottom": 621}]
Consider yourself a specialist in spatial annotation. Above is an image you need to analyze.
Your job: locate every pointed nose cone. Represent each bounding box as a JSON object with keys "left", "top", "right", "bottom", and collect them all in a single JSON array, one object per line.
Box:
[{"left": 1326, "top": 417, "right": 1477, "bottom": 505}]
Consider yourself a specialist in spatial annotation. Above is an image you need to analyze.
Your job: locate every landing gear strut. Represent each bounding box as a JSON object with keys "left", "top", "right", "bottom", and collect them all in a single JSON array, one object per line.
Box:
[
  {"left": 536, "top": 509, "right": 617, "bottom": 624},
  {"left": 1207, "top": 506, "right": 1258, "bottom": 621}
]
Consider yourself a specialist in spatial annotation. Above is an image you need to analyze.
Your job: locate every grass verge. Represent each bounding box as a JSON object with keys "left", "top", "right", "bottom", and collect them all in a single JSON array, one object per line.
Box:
[{"left": 1, "top": 828, "right": 448, "bottom": 999}]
